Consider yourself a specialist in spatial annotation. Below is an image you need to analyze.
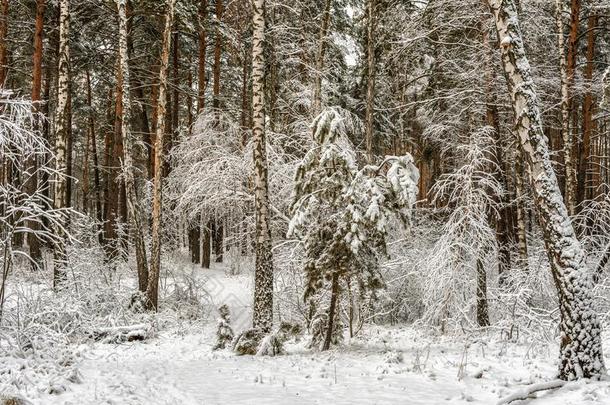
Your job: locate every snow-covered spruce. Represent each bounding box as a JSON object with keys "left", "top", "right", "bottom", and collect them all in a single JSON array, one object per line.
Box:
[
  {"left": 487, "top": 0, "right": 606, "bottom": 380},
  {"left": 288, "top": 107, "right": 419, "bottom": 350},
  {"left": 213, "top": 304, "right": 234, "bottom": 350}
]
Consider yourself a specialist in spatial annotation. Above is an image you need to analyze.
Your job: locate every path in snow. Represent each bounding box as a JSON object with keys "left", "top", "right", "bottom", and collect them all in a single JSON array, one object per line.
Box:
[{"left": 42, "top": 261, "right": 610, "bottom": 405}]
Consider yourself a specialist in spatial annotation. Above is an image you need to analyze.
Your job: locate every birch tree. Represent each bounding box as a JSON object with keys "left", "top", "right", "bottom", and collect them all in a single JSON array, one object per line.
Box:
[
  {"left": 555, "top": 0, "right": 575, "bottom": 215},
  {"left": 487, "top": 0, "right": 606, "bottom": 380},
  {"left": 251, "top": 0, "right": 274, "bottom": 333},
  {"left": 53, "top": 0, "right": 71, "bottom": 288},
  {"left": 117, "top": 0, "right": 149, "bottom": 294},
  {"left": 147, "top": 0, "right": 175, "bottom": 310}
]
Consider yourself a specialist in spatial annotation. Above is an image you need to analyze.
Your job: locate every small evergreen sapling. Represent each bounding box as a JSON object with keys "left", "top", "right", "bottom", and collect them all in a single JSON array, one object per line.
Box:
[
  {"left": 213, "top": 304, "right": 234, "bottom": 350},
  {"left": 288, "top": 107, "right": 419, "bottom": 350}
]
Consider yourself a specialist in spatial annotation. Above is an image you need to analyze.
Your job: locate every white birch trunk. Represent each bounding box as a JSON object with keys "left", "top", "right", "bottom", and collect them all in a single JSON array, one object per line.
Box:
[
  {"left": 251, "top": 0, "right": 274, "bottom": 333},
  {"left": 555, "top": 0, "right": 576, "bottom": 215},
  {"left": 487, "top": 0, "right": 606, "bottom": 380},
  {"left": 53, "top": 0, "right": 70, "bottom": 288}
]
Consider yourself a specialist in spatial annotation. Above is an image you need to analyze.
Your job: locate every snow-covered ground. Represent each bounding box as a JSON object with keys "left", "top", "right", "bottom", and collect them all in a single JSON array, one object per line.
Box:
[{"left": 10, "top": 264, "right": 610, "bottom": 405}]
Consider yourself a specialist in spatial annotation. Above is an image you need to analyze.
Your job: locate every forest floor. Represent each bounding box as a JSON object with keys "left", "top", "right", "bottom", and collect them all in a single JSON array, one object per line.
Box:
[{"left": 13, "top": 263, "right": 610, "bottom": 405}]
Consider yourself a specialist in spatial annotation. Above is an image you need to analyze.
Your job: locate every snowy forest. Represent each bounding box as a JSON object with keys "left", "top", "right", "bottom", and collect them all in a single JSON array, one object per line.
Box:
[{"left": 1, "top": 0, "right": 610, "bottom": 403}]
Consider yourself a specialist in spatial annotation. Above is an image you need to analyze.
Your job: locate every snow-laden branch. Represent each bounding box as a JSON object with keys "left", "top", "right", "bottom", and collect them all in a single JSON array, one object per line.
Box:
[{"left": 496, "top": 380, "right": 566, "bottom": 405}]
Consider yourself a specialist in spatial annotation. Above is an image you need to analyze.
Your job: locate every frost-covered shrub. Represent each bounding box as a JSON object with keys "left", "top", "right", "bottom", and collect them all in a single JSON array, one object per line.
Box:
[
  {"left": 157, "top": 260, "right": 212, "bottom": 324},
  {"left": 0, "top": 91, "right": 73, "bottom": 311},
  {"left": 167, "top": 111, "right": 313, "bottom": 252},
  {"left": 0, "top": 394, "right": 32, "bottom": 405},
  {"left": 258, "top": 320, "right": 305, "bottom": 356},
  {"left": 488, "top": 240, "right": 560, "bottom": 343},
  {"left": 0, "top": 224, "right": 213, "bottom": 398},
  {"left": 273, "top": 244, "right": 308, "bottom": 323},
  {"left": 256, "top": 334, "right": 284, "bottom": 356},
  {"left": 417, "top": 129, "right": 501, "bottom": 331}
]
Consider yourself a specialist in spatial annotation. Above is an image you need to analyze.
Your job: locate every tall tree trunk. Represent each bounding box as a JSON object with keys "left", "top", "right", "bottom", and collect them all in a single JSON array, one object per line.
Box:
[
  {"left": 312, "top": 0, "right": 332, "bottom": 115},
  {"left": 117, "top": 0, "right": 149, "bottom": 294},
  {"left": 213, "top": 0, "right": 223, "bottom": 111},
  {"left": 149, "top": 78, "right": 158, "bottom": 179},
  {"left": 112, "top": 49, "right": 127, "bottom": 254},
  {"left": 53, "top": 0, "right": 71, "bottom": 288},
  {"left": 213, "top": 220, "right": 223, "bottom": 262},
  {"left": 202, "top": 221, "right": 211, "bottom": 268},
  {"left": 365, "top": 0, "right": 376, "bottom": 162},
  {"left": 198, "top": 0, "right": 207, "bottom": 111},
  {"left": 565, "top": 0, "right": 580, "bottom": 211},
  {"left": 40, "top": 49, "right": 52, "bottom": 221},
  {"left": 172, "top": 31, "right": 179, "bottom": 136},
  {"left": 322, "top": 272, "right": 339, "bottom": 351},
  {"left": 251, "top": 0, "right": 274, "bottom": 333},
  {"left": 476, "top": 257, "right": 490, "bottom": 326},
  {"left": 82, "top": 82, "right": 91, "bottom": 215},
  {"left": 187, "top": 70, "right": 193, "bottom": 131},
  {"left": 186, "top": 69, "right": 200, "bottom": 265},
  {"left": 210, "top": 0, "right": 224, "bottom": 261},
  {"left": 0, "top": 0, "right": 8, "bottom": 86},
  {"left": 266, "top": 9, "right": 278, "bottom": 133},
  {"left": 167, "top": 30, "right": 179, "bottom": 177},
  {"left": 85, "top": 69, "right": 103, "bottom": 245},
  {"left": 515, "top": 156, "right": 528, "bottom": 265},
  {"left": 482, "top": 12, "right": 511, "bottom": 280},
  {"left": 66, "top": 84, "right": 73, "bottom": 211},
  {"left": 147, "top": 0, "right": 175, "bottom": 310},
  {"left": 487, "top": 0, "right": 606, "bottom": 380},
  {"left": 580, "top": 13, "right": 596, "bottom": 203},
  {"left": 28, "top": 0, "right": 45, "bottom": 270},
  {"left": 125, "top": 0, "right": 150, "bottom": 147},
  {"left": 193, "top": 0, "right": 207, "bottom": 267},
  {"left": 240, "top": 41, "right": 250, "bottom": 146},
  {"left": 556, "top": 0, "right": 576, "bottom": 215},
  {"left": 103, "top": 88, "right": 119, "bottom": 256}
]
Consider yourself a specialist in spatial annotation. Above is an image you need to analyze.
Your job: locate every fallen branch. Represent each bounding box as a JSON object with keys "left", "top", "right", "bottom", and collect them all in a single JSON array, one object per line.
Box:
[
  {"left": 91, "top": 323, "right": 154, "bottom": 343},
  {"left": 497, "top": 379, "right": 566, "bottom": 405}
]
